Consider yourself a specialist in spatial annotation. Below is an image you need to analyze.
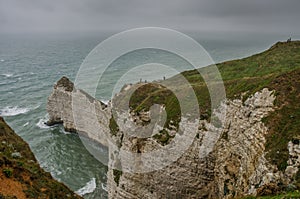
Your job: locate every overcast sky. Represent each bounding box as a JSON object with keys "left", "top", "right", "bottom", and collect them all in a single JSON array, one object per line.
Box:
[{"left": 0, "top": 0, "right": 299, "bottom": 36}]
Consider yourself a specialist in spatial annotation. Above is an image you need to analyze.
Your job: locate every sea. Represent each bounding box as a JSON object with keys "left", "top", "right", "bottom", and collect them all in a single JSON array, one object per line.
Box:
[{"left": 0, "top": 31, "right": 291, "bottom": 198}]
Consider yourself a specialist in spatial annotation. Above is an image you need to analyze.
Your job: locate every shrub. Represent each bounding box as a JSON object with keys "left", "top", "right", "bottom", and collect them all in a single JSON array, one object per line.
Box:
[{"left": 3, "top": 168, "right": 13, "bottom": 178}]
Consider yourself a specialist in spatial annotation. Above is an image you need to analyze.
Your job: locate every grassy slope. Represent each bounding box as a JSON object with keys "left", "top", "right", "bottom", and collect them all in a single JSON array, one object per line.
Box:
[
  {"left": 127, "top": 41, "right": 300, "bottom": 171},
  {"left": 243, "top": 191, "right": 300, "bottom": 199},
  {"left": 0, "top": 117, "right": 82, "bottom": 199},
  {"left": 217, "top": 41, "right": 300, "bottom": 172}
]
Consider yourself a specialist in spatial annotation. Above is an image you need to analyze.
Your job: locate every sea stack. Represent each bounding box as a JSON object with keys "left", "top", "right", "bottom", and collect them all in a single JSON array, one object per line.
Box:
[{"left": 47, "top": 76, "right": 111, "bottom": 146}]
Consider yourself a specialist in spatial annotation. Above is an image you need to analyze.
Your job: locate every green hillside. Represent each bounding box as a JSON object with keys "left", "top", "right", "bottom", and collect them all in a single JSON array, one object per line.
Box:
[{"left": 122, "top": 41, "right": 300, "bottom": 172}]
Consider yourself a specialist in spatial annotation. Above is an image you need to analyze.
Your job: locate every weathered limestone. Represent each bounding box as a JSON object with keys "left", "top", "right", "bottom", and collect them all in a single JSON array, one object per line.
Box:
[
  {"left": 47, "top": 77, "right": 75, "bottom": 131},
  {"left": 47, "top": 76, "right": 111, "bottom": 146},
  {"left": 47, "top": 77, "right": 299, "bottom": 199},
  {"left": 107, "top": 88, "right": 278, "bottom": 199},
  {"left": 286, "top": 138, "right": 300, "bottom": 178},
  {"left": 213, "top": 88, "right": 277, "bottom": 198}
]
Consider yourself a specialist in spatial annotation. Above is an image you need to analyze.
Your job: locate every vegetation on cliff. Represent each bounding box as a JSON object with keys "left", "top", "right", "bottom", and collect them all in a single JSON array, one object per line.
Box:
[
  {"left": 0, "top": 117, "right": 82, "bottom": 199},
  {"left": 44, "top": 40, "right": 300, "bottom": 198},
  {"left": 127, "top": 41, "right": 300, "bottom": 173},
  {"left": 243, "top": 190, "right": 300, "bottom": 199}
]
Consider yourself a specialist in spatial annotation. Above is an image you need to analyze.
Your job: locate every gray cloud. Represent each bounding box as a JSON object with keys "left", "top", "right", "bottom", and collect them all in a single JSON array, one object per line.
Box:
[{"left": 0, "top": 0, "right": 299, "bottom": 35}]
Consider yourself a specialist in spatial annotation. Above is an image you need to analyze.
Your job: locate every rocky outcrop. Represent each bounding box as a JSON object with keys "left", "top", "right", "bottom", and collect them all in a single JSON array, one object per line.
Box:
[
  {"left": 0, "top": 117, "right": 82, "bottom": 198},
  {"left": 286, "top": 138, "right": 300, "bottom": 179},
  {"left": 47, "top": 76, "right": 111, "bottom": 146},
  {"left": 106, "top": 88, "right": 281, "bottom": 199},
  {"left": 47, "top": 77, "right": 299, "bottom": 198},
  {"left": 213, "top": 89, "right": 278, "bottom": 198},
  {"left": 46, "top": 77, "right": 75, "bottom": 130}
]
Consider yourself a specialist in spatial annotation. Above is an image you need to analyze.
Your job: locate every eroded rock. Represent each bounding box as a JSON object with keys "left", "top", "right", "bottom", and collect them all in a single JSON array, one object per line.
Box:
[{"left": 47, "top": 77, "right": 298, "bottom": 199}]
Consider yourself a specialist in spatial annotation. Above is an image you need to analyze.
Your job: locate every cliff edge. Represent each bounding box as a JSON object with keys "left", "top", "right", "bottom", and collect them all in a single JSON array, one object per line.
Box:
[{"left": 47, "top": 41, "right": 300, "bottom": 198}]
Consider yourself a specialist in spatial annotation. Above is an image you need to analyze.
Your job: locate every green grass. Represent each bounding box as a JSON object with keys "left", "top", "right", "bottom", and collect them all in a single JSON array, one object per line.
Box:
[
  {"left": 152, "top": 129, "right": 174, "bottom": 145},
  {"left": 262, "top": 69, "right": 300, "bottom": 170},
  {"left": 109, "top": 41, "right": 300, "bottom": 197},
  {"left": 109, "top": 116, "right": 119, "bottom": 136},
  {"left": 3, "top": 168, "right": 13, "bottom": 178},
  {"left": 113, "top": 169, "right": 123, "bottom": 186},
  {"left": 119, "top": 41, "right": 300, "bottom": 154},
  {"left": 129, "top": 83, "right": 181, "bottom": 129},
  {"left": 242, "top": 191, "right": 300, "bottom": 199}
]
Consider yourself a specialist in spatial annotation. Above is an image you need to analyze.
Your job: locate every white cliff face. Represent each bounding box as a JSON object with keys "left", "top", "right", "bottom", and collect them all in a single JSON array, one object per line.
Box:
[
  {"left": 107, "top": 88, "right": 278, "bottom": 199},
  {"left": 286, "top": 139, "right": 300, "bottom": 179},
  {"left": 47, "top": 77, "right": 111, "bottom": 146},
  {"left": 213, "top": 88, "right": 277, "bottom": 198},
  {"left": 46, "top": 77, "right": 75, "bottom": 131},
  {"left": 47, "top": 78, "right": 299, "bottom": 199}
]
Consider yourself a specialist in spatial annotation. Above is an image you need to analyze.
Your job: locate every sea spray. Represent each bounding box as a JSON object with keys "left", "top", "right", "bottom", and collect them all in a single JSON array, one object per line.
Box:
[
  {"left": 0, "top": 106, "right": 30, "bottom": 116},
  {"left": 75, "top": 178, "right": 97, "bottom": 196}
]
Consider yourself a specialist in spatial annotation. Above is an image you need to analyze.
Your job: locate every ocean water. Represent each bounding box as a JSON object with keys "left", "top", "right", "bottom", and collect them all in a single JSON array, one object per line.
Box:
[{"left": 0, "top": 32, "right": 279, "bottom": 198}]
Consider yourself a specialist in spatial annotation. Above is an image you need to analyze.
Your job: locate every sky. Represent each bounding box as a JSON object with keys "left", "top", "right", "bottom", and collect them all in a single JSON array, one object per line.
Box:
[{"left": 0, "top": 0, "right": 299, "bottom": 37}]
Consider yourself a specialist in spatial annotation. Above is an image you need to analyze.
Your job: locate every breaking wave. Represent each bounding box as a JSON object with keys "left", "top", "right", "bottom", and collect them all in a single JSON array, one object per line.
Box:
[
  {"left": 1, "top": 73, "right": 13, "bottom": 77},
  {"left": 0, "top": 106, "right": 30, "bottom": 116},
  {"left": 75, "top": 178, "right": 97, "bottom": 196},
  {"left": 36, "top": 117, "right": 50, "bottom": 129}
]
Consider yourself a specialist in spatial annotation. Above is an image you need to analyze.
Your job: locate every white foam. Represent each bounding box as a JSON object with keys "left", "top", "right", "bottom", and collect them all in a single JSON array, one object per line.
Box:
[
  {"left": 101, "top": 183, "right": 107, "bottom": 192},
  {"left": 2, "top": 73, "right": 13, "bottom": 77},
  {"left": 32, "top": 104, "right": 41, "bottom": 110},
  {"left": 55, "top": 170, "right": 62, "bottom": 176},
  {"left": 101, "top": 99, "right": 110, "bottom": 105},
  {"left": 0, "top": 106, "right": 30, "bottom": 116},
  {"left": 59, "top": 128, "right": 71, "bottom": 135},
  {"left": 0, "top": 59, "right": 4, "bottom": 62},
  {"left": 75, "top": 178, "right": 97, "bottom": 196},
  {"left": 23, "top": 122, "right": 29, "bottom": 127},
  {"left": 36, "top": 118, "right": 50, "bottom": 129}
]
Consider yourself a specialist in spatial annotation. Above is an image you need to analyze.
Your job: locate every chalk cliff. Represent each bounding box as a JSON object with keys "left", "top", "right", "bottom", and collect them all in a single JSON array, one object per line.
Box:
[
  {"left": 47, "top": 76, "right": 111, "bottom": 146},
  {"left": 47, "top": 78, "right": 299, "bottom": 198},
  {"left": 46, "top": 41, "right": 300, "bottom": 198}
]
